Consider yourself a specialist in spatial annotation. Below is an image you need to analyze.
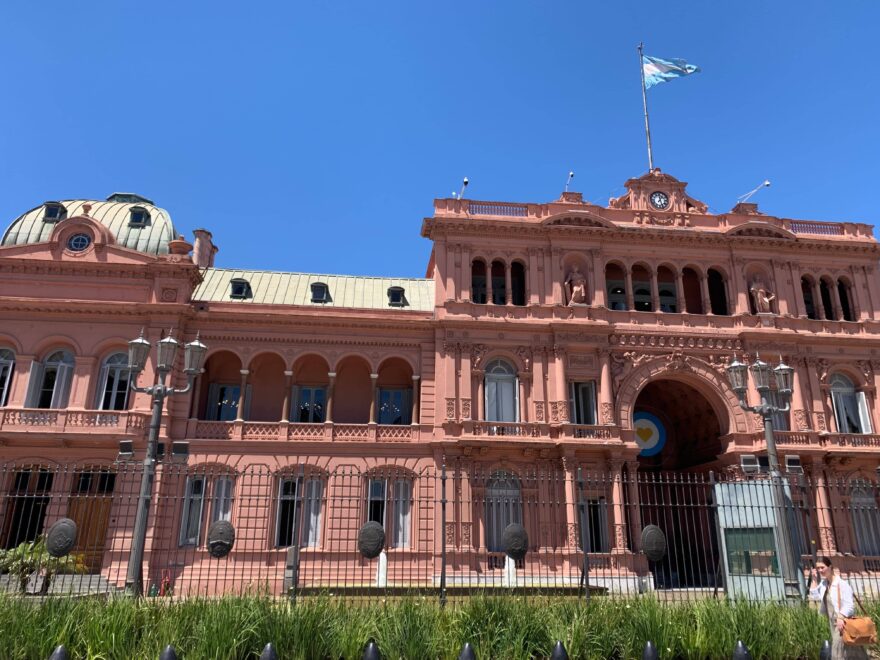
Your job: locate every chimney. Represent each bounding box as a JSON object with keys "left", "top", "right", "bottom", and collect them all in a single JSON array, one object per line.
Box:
[{"left": 192, "top": 229, "right": 217, "bottom": 267}]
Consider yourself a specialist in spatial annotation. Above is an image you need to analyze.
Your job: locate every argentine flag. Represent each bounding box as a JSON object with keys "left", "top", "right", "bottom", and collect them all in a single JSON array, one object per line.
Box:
[{"left": 642, "top": 54, "right": 701, "bottom": 89}]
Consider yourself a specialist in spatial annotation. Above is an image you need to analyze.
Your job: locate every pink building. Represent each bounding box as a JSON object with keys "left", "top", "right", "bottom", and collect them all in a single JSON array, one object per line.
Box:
[{"left": 1, "top": 171, "right": 879, "bottom": 597}]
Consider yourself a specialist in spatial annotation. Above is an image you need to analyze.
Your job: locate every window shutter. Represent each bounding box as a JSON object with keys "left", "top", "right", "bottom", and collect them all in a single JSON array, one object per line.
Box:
[
  {"left": 289, "top": 385, "right": 299, "bottom": 421},
  {"left": 513, "top": 377, "right": 520, "bottom": 423},
  {"left": 304, "top": 479, "right": 323, "bottom": 547},
  {"left": 394, "top": 481, "right": 411, "bottom": 548},
  {"left": 857, "top": 391, "right": 873, "bottom": 434},
  {"left": 243, "top": 384, "right": 253, "bottom": 420},
  {"left": 588, "top": 382, "right": 598, "bottom": 425},
  {"left": 51, "top": 363, "right": 73, "bottom": 409},
  {"left": 25, "top": 362, "right": 44, "bottom": 408},
  {"left": 831, "top": 391, "right": 845, "bottom": 433},
  {"left": 568, "top": 382, "right": 576, "bottom": 424},
  {"left": 206, "top": 383, "right": 220, "bottom": 421},
  {"left": 485, "top": 378, "right": 497, "bottom": 422},
  {"left": 96, "top": 364, "right": 110, "bottom": 409},
  {"left": 0, "top": 360, "right": 13, "bottom": 406}
]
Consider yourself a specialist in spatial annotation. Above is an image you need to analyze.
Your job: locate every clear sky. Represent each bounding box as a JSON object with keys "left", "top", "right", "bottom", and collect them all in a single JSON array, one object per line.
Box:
[{"left": 1, "top": 2, "right": 876, "bottom": 278}]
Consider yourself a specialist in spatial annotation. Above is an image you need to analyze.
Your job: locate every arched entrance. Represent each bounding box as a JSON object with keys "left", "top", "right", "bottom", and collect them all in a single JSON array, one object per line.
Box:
[{"left": 633, "top": 378, "right": 725, "bottom": 590}]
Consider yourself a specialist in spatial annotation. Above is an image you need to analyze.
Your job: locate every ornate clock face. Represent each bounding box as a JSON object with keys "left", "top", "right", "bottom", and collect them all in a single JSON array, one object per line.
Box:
[{"left": 650, "top": 191, "right": 670, "bottom": 210}]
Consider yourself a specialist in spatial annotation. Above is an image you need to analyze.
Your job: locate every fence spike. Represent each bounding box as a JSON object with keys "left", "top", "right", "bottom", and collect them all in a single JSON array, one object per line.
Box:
[
  {"left": 458, "top": 642, "right": 477, "bottom": 660},
  {"left": 158, "top": 645, "right": 178, "bottom": 660},
  {"left": 732, "top": 640, "right": 753, "bottom": 660},
  {"left": 819, "top": 640, "right": 832, "bottom": 660},
  {"left": 362, "top": 639, "right": 381, "bottom": 660},
  {"left": 550, "top": 640, "right": 569, "bottom": 660},
  {"left": 260, "top": 642, "right": 279, "bottom": 660},
  {"left": 642, "top": 640, "right": 659, "bottom": 660},
  {"left": 47, "top": 646, "right": 70, "bottom": 660}
]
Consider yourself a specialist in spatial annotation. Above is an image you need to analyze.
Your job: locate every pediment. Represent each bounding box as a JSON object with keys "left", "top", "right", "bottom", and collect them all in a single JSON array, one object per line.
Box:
[
  {"left": 543, "top": 211, "right": 616, "bottom": 229},
  {"left": 725, "top": 222, "right": 795, "bottom": 240}
]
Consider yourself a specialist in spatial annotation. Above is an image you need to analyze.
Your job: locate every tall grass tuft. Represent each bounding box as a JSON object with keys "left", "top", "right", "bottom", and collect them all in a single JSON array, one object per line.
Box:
[{"left": 0, "top": 592, "right": 855, "bottom": 659}]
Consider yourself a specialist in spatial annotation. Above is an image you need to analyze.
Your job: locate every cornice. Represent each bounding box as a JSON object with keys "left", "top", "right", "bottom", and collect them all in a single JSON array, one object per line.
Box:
[{"left": 197, "top": 333, "right": 424, "bottom": 351}]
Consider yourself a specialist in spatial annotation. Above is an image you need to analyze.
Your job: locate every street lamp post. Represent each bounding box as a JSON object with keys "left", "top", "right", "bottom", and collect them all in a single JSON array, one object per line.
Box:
[
  {"left": 124, "top": 330, "right": 207, "bottom": 597},
  {"left": 725, "top": 354, "right": 802, "bottom": 599}
]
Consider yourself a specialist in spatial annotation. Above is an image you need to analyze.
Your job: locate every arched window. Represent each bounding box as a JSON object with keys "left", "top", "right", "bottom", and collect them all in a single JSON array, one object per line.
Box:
[
  {"left": 490, "top": 260, "right": 506, "bottom": 305},
  {"left": 26, "top": 350, "right": 74, "bottom": 409},
  {"left": 819, "top": 278, "right": 835, "bottom": 320},
  {"left": 682, "top": 267, "right": 703, "bottom": 314},
  {"left": 96, "top": 353, "right": 131, "bottom": 411},
  {"left": 179, "top": 473, "right": 236, "bottom": 546},
  {"left": 485, "top": 471, "right": 523, "bottom": 552},
  {"left": 276, "top": 475, "right": 324, "bottom": 548},
  {"left": 631, "top": 265, "right": 653, "bottom": 312},
  {"left": 830, "top": 373, "right": 873, "bottom": 434},
  {"left": 801, "top": 277, "right": 818, "bottom": 320},
  {"left": 0, "top": 349, "right": 14, "bottom": 407},
  {"left": 605, "top": 263, "right": 627, "bottom": 310},
  {"left": 364, "top": 475, "right": 411, "bottom": 548},
  {"left": 471, "top": 260, "right": 487, "bottom": 304},
  {"left": 850, "top": 480, "right": 880, "bottom": 556},
  {"left": 657, "top": 266, "right": 677, "bottom": 313},
  {"left": 484, "top": 359, "right": 518, "bottom": 422},
  {"left": 838, "top": 279, "right": 855, "bottom": 322},
  {"left": 708, "top": 268, "right": 729, "bottom": 315},
  {"left": 510, "top": 262, "right": 526, "bottom": 306}
]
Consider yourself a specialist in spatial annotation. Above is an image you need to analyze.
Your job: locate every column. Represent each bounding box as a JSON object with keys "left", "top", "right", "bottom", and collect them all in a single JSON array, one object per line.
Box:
[
  {"left": 624, "top": 268, "right": 634, "bottom": 311},
  {"left": 435, "top": 240, "right": 448, "bottom": 303},
  {"left": 189, "top": 368, "right": 205, "bottom": 420},
  {"left": 551, "top": 249, "right": 564, "bottom": 305},
  {"left": 519, "top": 374, "right": 530, "bottom": 423},
  {"left": 562, "top": 455, "right": 580, "bottom": 550},
  {"left": 848, "top": 267, "right": 866, "bottom": 321},
  {"left": 369, "top": 373, "right": 379, "bottom": 423},
  {"left": 598, "top": 349, "right": 613, "bottom": 425},
  {"left": 532, "top": 349, "right": 546, "bottom": 423},
  {"left": 527, "top": 249, "right": 541, "bottom": 304},
  {"left": 9, "top": 355, "right": 34, "bottom": 407},
  {"left": 649, "top": 271, "right": 660, "bottom": 313},
  {"left": 474, "top": 370, "right": 485, "bottom": 420},
  {"left": 486, "top": 263, "right": 494, "bottom": 305},
  {"left": 446, "top": 242, "right": 456, "bottom": 302},
  {"left": 281, "top": 370, "right": 293, "bottom": 422},
  {"left": 68, "top": 356, "right": 96, "bottom": 409},
  {"left": 591, "top": 251, "right": 607, "bottom": 307},
  {"left": 325, "top": 372, "right": 336, "bottom": 422},
  {"left": 813, "top": 280, "right": 823, "bottom": 319},
  {"left": 771, "top": 262, "right": 790, "bottom": 316},
  {"left": 830, "top": 280, "right": 843, "bottom": 320},
  {"left": 862, "top": 265, "right": 879, "bottom": 320},
  {"left": 609, "top": 458, "right": 627, "bottom": 553},
  {"left": 460, "top": 348, "right": 472, "bottom": 420},
  {"left": 235, "top": 369, "right": 249, "bottom": 421},
  {"left": 789, "top": 263, "right": 805, "bottom": 318},
  {"left": 675, "top": 271, "right": 686, "bottom": 314},
  {"left": 625, "top": 461, "right": 643, "bottom": 551},
  {"left": 805, "top": 359, "right": 828, "bottom": 432},
  {"left": 700, "top": 275, "right": 712, "bottom": 315},
  {"left": 411, "top": 375, "right": 420, "bottom": 424},
  {"left": 553, "top": 345, "right": 567, "bottom": 422},
  {"left": 461, "top": 248, "right": 472, "bottom": 302},
  {"left": 504, "top": 264, "right": 512, "bottom": 305},
  {"left": 811, "top": 457, "right": 837, "bottom": 554},
  {"left": 790, "top": 361, "right": 808, "bottom": 431}
]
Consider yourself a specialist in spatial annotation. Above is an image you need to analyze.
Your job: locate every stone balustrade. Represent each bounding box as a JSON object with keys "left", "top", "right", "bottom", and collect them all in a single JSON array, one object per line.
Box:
[{"left": 0, "top": 408, "right": 149, "bottom": 437}]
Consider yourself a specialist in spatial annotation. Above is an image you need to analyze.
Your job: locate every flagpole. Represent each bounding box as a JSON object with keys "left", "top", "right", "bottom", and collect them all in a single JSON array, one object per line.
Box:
[{"left": 638, "top": 42, "right": 654, "bottom": 171}]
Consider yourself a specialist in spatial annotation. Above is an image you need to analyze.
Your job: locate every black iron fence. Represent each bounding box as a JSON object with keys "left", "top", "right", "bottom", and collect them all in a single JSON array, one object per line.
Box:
[{"left": 2, "top": 460, "right": 880, "bottom": 603}]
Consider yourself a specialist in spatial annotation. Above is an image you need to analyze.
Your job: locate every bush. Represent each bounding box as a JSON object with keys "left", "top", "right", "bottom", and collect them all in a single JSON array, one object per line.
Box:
[{"left": 0, "top": 593, "right": 855, "bottom": 659}]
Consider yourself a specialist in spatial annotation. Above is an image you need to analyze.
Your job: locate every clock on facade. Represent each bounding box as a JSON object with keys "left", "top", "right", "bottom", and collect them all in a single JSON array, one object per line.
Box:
[{"left": 650, "top": 191, "right": 670, "bottom": 210}]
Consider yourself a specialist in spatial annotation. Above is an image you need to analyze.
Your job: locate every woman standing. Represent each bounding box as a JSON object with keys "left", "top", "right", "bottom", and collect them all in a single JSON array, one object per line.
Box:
[{"left": 809, "top": 556, "right": 868, "bottom": 659}]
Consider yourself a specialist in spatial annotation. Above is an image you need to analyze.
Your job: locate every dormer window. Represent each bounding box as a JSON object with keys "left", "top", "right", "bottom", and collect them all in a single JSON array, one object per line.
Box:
[
  {"left": 387, "top": 286, "right": 406, "bottom": 307},
  {"left": 310, "top": 282, "right": 330, "bottom": 304},
  {"left": 229, "top": 278, "right": 252, "bottom": 300},
  {"left": 129, "top": 206, "right": 151, "bottom": 228},
  {"left": 43, "top": 203, "right": 67, "bottom": 222}
]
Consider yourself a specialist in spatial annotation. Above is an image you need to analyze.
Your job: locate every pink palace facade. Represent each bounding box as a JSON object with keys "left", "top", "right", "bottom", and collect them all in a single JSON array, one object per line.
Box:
[{"left": 2, "top": 169, "right": 880, "bottom": 595}]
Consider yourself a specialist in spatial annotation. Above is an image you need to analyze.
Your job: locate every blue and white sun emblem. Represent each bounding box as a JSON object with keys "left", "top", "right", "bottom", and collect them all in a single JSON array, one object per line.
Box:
[{"left": 633, "top": 412, "right": 667, "bottom": 457}]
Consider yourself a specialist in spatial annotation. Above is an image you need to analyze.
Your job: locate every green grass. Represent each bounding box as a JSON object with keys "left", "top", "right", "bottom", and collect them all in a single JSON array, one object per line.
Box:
[{"left": 0, "top": 593, "right": 855, "bottom": 659}]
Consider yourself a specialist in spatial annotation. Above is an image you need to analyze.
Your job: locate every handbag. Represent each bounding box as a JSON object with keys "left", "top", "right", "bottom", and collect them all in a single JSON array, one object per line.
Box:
[{"left": 838, "top": 583, "right": 878, "bottom": 646}]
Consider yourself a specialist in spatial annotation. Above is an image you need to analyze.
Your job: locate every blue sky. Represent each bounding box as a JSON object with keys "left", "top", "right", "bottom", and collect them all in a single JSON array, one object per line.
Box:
[{"left": 1, "top": 2, "right": 876, "bottom": 277}]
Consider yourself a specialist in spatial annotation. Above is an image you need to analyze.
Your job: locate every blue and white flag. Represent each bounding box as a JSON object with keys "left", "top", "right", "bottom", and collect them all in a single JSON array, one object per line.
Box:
[{"left": 642, "top": 54, "right": 701, "bottom": 89}]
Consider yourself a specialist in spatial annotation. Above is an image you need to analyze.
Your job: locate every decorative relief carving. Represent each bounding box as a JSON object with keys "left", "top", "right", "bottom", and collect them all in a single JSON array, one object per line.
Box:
[
  {"left": 819, "top": 526, "right": 837, "bottom": 553},
  {"left": 470, "top": 344, "right": 488, "bottom": 369},
  {"left": 567, "top": 523, "right": 578, "bottom": 548},
  {"left": 515, "top": 346, "right": 533, "bottom": 372},
  {"left": 549, "top": 401, "right": 560, "bottom": 423},
  {"left": 752, "top": 413, "right": 764, "bottom": 430},
  {"left": 557, "top": 401, "right": 569, "bottom": 423},
  {"left": 601, "top": 402, "right": 615, "bottom": 425},
  {"left": 814, "top": 358, "right": 830, "bottom": 383},
  {"left": 461, "top": 398, "right": 471, "bottom": 420},
  {"left": 445, "top": 398, "right": 456, "bottom": 420},
  {"left": 160, "top": 288, "right": 178, "bottom": 302},
  {"left": 461, "top": 522, "right": 472, "bottom": 546},
  {"left": 614, "top": 524, "right": 627, "bottom": 550},
  {"left": 666, "top": 350, "right": 692, "bottom": 372},
  {"left": 535, "top": 401, "right": 545, "bottom": 422},
  {"left": 858, "top": 360, "right": 874, "bottom": 384},
  {"left": 815, "top": 412, "right": 827, "bottom": 432},
  {"left": 793, "top": 409, "right": 810, "bottom": 431},
  {"left": 445, "top": 523, "right": 455, "bottom": 546},
  {"left": 611, "top": 334, "right": 741, "bottom": 351}
]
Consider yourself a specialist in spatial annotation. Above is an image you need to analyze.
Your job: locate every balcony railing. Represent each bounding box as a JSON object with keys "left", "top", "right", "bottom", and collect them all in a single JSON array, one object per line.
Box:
[
  {"left": 469, "top": 422, "right": 543, "bottom": 437},
  {"left": 0, "top": 408, "right": 149, "bottom": 436},
  {"left": 741, "top": 430, "right": 880, "bottom": 451},
  {"left": 188, "top": 420, "right": 419, "bottom": 442}
]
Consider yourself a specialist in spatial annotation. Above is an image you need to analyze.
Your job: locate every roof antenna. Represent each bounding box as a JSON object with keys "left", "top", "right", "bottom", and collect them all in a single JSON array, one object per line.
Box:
[
  {"left": 737, "top": 179, "right": 771, "bottom": 204},
  {"left": 564, "top": 171, "right": 575, "bottom": 193},
  {"left": 458, "top": 177, "right": 469, "bottom": 200}
]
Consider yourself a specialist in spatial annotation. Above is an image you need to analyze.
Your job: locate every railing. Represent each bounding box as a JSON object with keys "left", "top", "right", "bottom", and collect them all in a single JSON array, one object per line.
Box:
[
  {"left": 0, "top": 408, "right": 148, "bottom": 435},
  {"left": 193, "top": 421, "right": 235, "bottom": 440},
  {"left": 788, "top": 220, "right": 845, "bottom": 236},
  {"left": 469, "top": 422, "right": 542, "bottom": 437},
  {"left": 466, "top": 201, "right": 529, "bottom": 217},
  {"left": 191, "top": 421, "right": 419, "bottom": 442},
  {"left": 561, "top": 424, "right": 618, "bottom": 440},
  {"left": 824, "top": 433, "right": 880, "bottom": 448},
  {"left": 3, "top": 463, "right": 880, "bottom": 605}
]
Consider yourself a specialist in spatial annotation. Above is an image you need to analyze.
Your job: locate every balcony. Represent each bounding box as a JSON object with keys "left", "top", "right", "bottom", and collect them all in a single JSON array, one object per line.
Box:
[
  {"left": 735, "top": 430, "right": 880, "bottom": 452},
  {"left": 0, "top": 408, "right": 149, "bottom": 438},
  {"left": 188, "top": 420, "right": 421, "bottom": 443}
]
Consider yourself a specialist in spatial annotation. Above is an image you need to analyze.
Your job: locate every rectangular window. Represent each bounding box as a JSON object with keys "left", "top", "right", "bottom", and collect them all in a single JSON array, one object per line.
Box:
[
  {"left": 378, "top": 389, "right": 412, "bottom": 425},
  {"left": 0, "top": 360, "right": 13, "bottom": 407},
  {"left": 485, "top": 378, "right": 518, "bottom": 422},
  {"left": 725, "top": 528, "right": 779, "bottom": 576},
  {"left": 296, "top": 387, "right": 326, "bottom": 423},
  {"left": 569, "top": 382, "right": 597, "bottom": 425},
  {"left": 276, "top": 478, "right": 298, "bottom": 547},
  {"left": 302, "top": 479, "right": 323, "bottom": 547},
  {"left": 211, "top": 476, "right": 234, "bottom": 524},
  {"left": 206, "top": 383, "right": 249, "bottom": 421},
  {"left": 180, "top": 476, "right": 206, "bottom": 546},
  {"left": 275, "top": 477, "right": 323, "bottom": 547},
  {"left": 832, "top": 391, "right": 870, "bottom": 434},
  {"left": 392, "top": 480, "right": 411, "bottom": 548},
  {"left": 367, "top": 478, "right": 387, "bottom": 527},
  {"left": 577, "top": 497, "right": 610, "bottom": 552},
  {"left": 765, "top": 390, "right": 789, "bottom": 432}
]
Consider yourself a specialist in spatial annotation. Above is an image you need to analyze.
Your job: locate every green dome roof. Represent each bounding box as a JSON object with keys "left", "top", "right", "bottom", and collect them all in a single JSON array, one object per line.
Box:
[{"left": 1, "top": 193, "right": 178, "bottom": 255}]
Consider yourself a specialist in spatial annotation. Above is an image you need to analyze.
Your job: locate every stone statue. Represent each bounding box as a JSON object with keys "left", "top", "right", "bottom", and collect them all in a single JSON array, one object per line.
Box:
[
  {"left": 750, "top": 280, "right": 776, "bottom": 314},
  {"left": 565, "top": 264, "right": 588, "bottom": 306}
]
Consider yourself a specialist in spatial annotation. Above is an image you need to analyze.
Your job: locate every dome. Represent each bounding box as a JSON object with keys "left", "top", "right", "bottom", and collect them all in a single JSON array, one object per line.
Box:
[{"left": 1, "top": 194, "right": 179, "bottom": 255}]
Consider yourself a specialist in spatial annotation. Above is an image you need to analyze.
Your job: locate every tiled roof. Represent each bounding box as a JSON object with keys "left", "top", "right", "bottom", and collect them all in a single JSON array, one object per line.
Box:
[
  {"left": 193, "top": 268, "right": 435, "bottom": 312},
  {"left": 2, "top": 198, "right": 178, "bottom": 255}
]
